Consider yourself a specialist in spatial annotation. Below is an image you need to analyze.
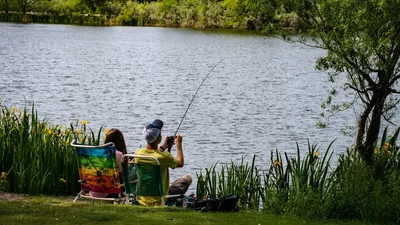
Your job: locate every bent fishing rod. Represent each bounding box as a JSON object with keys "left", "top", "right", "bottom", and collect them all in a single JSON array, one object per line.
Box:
[{"left": 167, "top": 58, "right": 225, "bottom": 152}]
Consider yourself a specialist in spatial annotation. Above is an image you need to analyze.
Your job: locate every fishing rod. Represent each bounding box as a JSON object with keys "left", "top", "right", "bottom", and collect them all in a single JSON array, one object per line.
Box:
[{"left": 167, "top": 58, "right": 225, "bottom": 152}]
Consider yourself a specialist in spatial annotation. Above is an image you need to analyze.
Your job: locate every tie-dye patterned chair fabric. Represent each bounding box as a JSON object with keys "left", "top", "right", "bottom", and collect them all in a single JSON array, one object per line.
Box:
[{"left": 71, "top": 141, "right": 124, "bottom": 203}]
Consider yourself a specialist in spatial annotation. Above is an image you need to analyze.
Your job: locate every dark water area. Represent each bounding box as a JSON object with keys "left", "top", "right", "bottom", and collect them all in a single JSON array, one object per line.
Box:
[{"left": 1, "top": 23, "right": 398, "bottom": 190}]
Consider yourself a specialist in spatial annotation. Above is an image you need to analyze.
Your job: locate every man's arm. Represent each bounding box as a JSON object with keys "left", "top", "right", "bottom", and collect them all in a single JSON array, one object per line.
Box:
[
  {"left": 175, "top": 135, "right": 184, "bottom": 168},
  {"left": 160, "top": 135, "right": 184, "bottom": 167}
]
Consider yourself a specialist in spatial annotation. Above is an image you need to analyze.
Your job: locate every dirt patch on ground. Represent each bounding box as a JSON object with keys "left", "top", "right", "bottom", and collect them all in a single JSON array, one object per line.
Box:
[{"left": 0, "top": 192, "right": 25, "bottom": 201}]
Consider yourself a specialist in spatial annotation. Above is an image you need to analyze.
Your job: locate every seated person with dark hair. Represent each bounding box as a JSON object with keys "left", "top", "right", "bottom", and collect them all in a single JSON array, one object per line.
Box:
[{"left": 90, "top": 128, "right": 127, "bottom": 199}]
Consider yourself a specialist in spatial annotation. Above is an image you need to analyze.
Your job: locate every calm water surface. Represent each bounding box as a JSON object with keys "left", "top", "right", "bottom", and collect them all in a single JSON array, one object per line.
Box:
[{"left": 2, "top": 23, "right": 396, "bottom": 188}]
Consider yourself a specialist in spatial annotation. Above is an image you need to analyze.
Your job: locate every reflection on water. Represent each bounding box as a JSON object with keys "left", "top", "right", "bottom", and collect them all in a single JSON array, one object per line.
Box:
[{"left": 2, "top": 23, "right": 396, "bottom": 191}]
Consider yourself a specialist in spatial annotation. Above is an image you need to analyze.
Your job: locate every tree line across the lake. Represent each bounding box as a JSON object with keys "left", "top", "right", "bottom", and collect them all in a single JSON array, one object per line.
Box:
[{"left": 0, "top": 0, "right": 301, "bottom": 30}]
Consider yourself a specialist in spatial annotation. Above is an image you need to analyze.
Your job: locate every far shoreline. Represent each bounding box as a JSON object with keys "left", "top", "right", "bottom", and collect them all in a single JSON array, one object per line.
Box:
[{"left": 0, "top": 11, "right": 298, "bottom": 35}]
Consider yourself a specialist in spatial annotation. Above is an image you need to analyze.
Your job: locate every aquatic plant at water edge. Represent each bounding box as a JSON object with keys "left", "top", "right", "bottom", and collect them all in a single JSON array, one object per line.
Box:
[
  {"left": 198, "top": 134, "right": 400, "bottom": 223},
  {"left": 196, "top": 143, "right": 335, "bottom": 211},
  {"left": 0, "top": 103, "right": 102, "bottom": 195},
  {"left": 196, "top": 155, "right": 263, "bottom": 210},
  {"left": 261, "top": 141, "right": 335, "bottom": 217}
]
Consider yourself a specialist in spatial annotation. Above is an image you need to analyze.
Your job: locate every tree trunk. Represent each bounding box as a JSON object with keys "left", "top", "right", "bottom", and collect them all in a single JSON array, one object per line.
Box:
[
  {"left": 357, "top": 83, "right": 388, "bottom": 165},
  {"left": 356, "top": 101, "right": 373, "bottom": 149},
  {"left": 5, "top": 0, "right": 8, "bottom": 14}
]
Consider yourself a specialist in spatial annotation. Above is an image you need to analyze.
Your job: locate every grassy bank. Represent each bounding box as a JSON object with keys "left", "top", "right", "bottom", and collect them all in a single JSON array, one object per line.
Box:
[
  {"left": 1, "top": 102, "right": 400, "bottom": 224},
  {"left": 0, "top": 194, "right": 377, "bottom": 225}
]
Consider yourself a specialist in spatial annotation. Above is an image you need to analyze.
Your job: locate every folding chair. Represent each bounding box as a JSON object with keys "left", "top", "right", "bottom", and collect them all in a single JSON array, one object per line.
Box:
[
  {"left": 121, "top": 154, "right": 182, "bottom": 206},
  {"left": 71, "top": 140, "right": 125, "bottom": 203}
]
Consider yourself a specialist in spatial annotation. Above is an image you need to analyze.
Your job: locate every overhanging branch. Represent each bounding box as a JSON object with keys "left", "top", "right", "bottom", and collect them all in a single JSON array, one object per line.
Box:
[
  {"left": 389, "top": 88, "right": 400, "bottom": 94},
  {"left": 319, "top": 31, "right": 376, "bottom": 89},
  {"left": 383, "top": 114, "right": 396, "bottom": 125},
  {"left": 388, "top": 74, "right": 400, "bottom": 87}
]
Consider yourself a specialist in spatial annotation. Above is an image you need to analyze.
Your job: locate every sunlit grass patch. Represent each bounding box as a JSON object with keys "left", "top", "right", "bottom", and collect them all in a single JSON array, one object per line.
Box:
[{"left": 0, "top": 196, "right": 379, "bottom": 225}]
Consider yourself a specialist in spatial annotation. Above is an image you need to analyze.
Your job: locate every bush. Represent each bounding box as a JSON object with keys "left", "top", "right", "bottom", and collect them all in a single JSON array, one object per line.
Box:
[{"left": 198, "top": 132, "right": 400, "bottom": 223}]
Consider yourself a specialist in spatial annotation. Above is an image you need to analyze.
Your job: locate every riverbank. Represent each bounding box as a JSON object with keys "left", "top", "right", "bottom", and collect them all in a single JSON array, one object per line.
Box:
[
  {"left": 0, "top": 193, "right": 378, "bottom": 225},
  {"left": 0, "top": 12, "right": 119, "bottom": 26},
  {"left": 0, "top": 8, "right": 299, "bottom": 31}
]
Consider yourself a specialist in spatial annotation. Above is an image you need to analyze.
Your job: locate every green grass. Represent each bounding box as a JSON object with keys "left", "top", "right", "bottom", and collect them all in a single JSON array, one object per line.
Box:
[
  {"left": 0, "top": 195, "right": 377, "bottom": 225},
  {"left": 2, "top": 102, "right": 400, "bottom": 224}
]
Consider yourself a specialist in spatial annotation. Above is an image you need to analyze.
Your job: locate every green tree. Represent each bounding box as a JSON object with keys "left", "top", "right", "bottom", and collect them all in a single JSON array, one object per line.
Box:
[
  {"left": 0, "top": 0, "right": 10, "bottom": 13},
  {"left": 222, "top": 0, "right": 248, "bottom": 28},
  {"left": 16, "top": 0, "right": 31, "bottom": 14},
  {"left": 282, "top": 0, "right": 400, "bottom": 164},
  {"left": 82, "top": 0, "right": 105, "bottom": 12},
  {"left": 246, "top": 0, "right": 278, "bottom": 29}
]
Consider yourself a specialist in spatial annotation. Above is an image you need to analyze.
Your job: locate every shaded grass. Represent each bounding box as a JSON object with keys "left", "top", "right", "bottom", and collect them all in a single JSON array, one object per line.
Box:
[{"left": 0, "top": 195, "right": 377, "bottom": 225}]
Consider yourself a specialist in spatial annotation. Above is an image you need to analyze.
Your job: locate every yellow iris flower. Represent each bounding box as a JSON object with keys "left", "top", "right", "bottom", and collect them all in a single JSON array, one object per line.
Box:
[
  {"left": 383, "top": 143, "right": 392, "bottom": 153},
  {"left": 274, "top": 160, "right": 282, "bottom": 167}
]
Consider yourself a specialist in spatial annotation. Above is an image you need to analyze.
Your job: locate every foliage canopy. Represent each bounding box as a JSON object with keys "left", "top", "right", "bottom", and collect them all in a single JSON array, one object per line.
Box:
[{"left": 282, "top": 0, "right": 400, "bottom": 164}]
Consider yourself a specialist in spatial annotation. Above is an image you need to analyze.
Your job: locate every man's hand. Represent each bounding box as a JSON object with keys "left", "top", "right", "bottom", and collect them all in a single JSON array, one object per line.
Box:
[
  {"left": 175, "top": 135, "right": 182, "bottom": 147},
  {"left": 160, "top": 136, "right": 174, "bottom": 151}
]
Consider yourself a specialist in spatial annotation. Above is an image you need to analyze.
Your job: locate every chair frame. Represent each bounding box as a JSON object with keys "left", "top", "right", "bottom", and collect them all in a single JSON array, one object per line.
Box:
[
  {"left": 71, "top": 140, "right": 125, "bottom": 203},
  {"left": 121, "top": 154, "right": 181, "bottom": 206}
]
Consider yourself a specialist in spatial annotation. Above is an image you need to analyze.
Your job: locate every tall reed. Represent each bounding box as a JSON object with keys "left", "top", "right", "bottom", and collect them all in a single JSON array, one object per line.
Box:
[
  {"left": 197, "top": 141, "right": 336, "bottom": 212},
  {"left": 196, "top": 155, "right": 262, "bottom": 209},
  {"left": 0, "top": 103, "right": 102, "bottom": 195},
  {"left": 261, "top": 149, "right": 291, "bottom": 212}
]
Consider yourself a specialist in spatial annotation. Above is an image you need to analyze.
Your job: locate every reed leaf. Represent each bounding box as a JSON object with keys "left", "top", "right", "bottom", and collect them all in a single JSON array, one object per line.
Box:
[{"left": 0, "top": 102, "right": 101, "bottom": 195}]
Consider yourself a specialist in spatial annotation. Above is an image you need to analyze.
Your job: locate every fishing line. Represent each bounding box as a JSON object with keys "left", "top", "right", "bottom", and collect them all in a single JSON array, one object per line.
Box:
[{"left": 167, "top": 57, "right": 225, "bottom": 152}]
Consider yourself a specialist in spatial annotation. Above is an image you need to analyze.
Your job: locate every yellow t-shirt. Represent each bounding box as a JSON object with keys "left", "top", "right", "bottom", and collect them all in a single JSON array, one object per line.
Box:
[{"left": 134, "top": 148, "right": 177, "bottom": 206}]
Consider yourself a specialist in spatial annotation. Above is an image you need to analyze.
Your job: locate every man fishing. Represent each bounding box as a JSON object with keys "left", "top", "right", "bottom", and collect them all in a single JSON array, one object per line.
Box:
[
  {"left": 134, "top": 119, "right": 192, "bottom": 206},
  {"left": 133, "top": 59, "right": 224, "bottom": 206}
]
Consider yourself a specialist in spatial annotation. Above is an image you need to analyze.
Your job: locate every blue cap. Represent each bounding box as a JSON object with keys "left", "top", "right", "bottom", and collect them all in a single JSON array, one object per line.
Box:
[{"left": 151, "top": 119, "right": 164, "bottom": 130}]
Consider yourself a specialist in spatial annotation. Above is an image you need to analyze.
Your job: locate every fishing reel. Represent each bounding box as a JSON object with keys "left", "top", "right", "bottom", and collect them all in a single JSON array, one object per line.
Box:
[
  {"left": 167, "top": 135, "right": 174, "bottom": 144},
  {"left": 167, "top": 135, "right": 174, "bottom": 152}
]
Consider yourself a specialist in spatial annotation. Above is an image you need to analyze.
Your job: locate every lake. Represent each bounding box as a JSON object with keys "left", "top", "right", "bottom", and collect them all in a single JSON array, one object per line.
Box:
[{"left": 2, "top": 23, "right": 395, "bottom": 188}]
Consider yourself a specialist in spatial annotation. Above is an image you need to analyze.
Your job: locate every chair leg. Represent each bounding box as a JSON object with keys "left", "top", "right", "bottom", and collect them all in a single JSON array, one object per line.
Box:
[
  {"left": 115, "top": 193, "right": 122, "bottom": 205},
  {"left": 162, "top": 197, "right": 165, "bottom": 206},
  {"left": 125, "top": 194, "right": 130, "bottom": 205},
  {"left": 73, "top": 191, "right": 82, "bottom": 203}
]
